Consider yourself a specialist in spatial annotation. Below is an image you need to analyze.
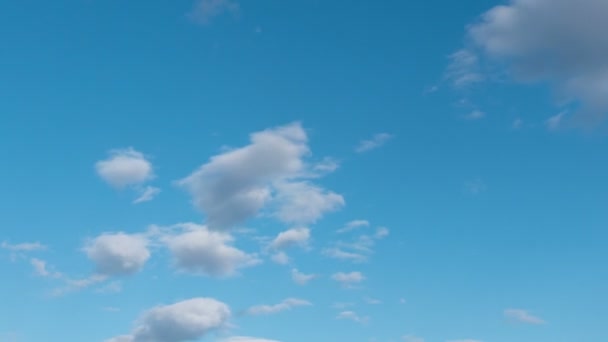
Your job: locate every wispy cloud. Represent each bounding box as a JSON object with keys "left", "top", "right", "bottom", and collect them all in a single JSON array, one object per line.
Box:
[
  {"left": 246, "top": 298, "right": 311, "bottom": 315},
  {"left": 189, "top": 0, "right": 240, "bottom": 25},
  {"left": 336, "top": 310, "right": 369, "bottom": 324},
  {"left": 355, "top": 133, "right": 393, "bottom": 153},
  {"left": 504, "top": 309, "right": 546, "bottom": 325}
]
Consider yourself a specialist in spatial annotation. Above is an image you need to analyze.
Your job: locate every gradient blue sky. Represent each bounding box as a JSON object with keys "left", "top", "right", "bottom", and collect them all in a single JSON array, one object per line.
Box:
[{"left": 1, "top": 1, "right": 608, "bottom": 342}]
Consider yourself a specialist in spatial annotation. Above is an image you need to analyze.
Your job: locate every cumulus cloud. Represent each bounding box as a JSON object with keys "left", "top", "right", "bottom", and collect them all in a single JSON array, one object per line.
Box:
[
  {"left": 219, "top": 337, "right": 282, "bottom": 342},
  {"left": 457, "top": 0, "right": 608, "bottom": 123},
  {"left": 189, "top": 0, "right": 240, "bottom": 24},
  {"left": 84, "top": 232, "right": 150, "bottom": 276},
  {"left": 336, "top": 310, "right": 369, "bottom": 324},
  {"left": 178, "top": 123, "right": 343, "bottom": 230},
  {"left": 245, "top": 298, "right": 311, "bottom": 316},
  {"left": 291, "top": 268, "right": 317, "bottom": 285},
  {"left": 272, "top": 181, "right": 344, "bottom": 224},
  {"left": 96, "top": 148, "right": 153, "bottom": 188},
  {"left": 332, "top": 271, "right": 365, "bottom": 287},
  {"left": 161, "top": 223, "right": 260, "bottom": 277},
  {"left": 269, "top": 227, "right": 310, "bottom": 250},
  {"left": 504, "top": 309, "right": 545, "bottom": 325},
  {"left": 106, "top": 298, "right": 230, "bottom": 342},
  {"left": 355, "top": 133, "right": 393, "bottom": 153}
]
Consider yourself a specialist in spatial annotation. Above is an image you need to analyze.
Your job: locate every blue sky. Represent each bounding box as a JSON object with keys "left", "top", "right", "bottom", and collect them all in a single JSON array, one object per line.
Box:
[{"left": 1, "top": 0, "right": 608, "bottom": 341}]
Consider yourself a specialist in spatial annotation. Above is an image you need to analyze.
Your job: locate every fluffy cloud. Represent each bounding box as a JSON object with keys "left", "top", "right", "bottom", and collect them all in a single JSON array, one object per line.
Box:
[
  {"left": 219, "top": 337, "right": 282, "bottom": 342},
  {"left": 189, "top": 0, "right": 240, "bottom": 25},
  {"left": 460, "top": 0, "right": 608, "bottom": 123},
  {"left": 291, "top": 268, "right": 317, "bottom": 285},
  {"left": 272, "top": 181, "right": 344, "bottom": 224},
  {"left": 84, "top": 233, "right": 150, "bottom": 276},
  {"left": 106, "top": 298, "right": 230, "bottom": 342},
  {"left": 245, "top": 298, "right": 311, "bottom": 315},
  {"left": 270, "top": 251, "right": 290, "bottom": 265},
  {"left": 355, "top": 133, "right": 392, "bottom": 153},
  {"left": 269, "top": 227, "right": 310, "bottom": 250},
  {"left": 178, "top": 123, "right": 343, "bottom": 230},
  {"left": 504, "top": 309, "right": 545, "bottom": 325},
  {"left": 336, "top": 310, "right": 369, "bottom": 324},
  {"left": 161, "top": 224, "right": 260, "bottom": 277},
  {"left": 95, "top": 148, "right": 153, "bottom": 188},
  {"left": 331, "top": 271, "right": 365, "bottom": 287}
]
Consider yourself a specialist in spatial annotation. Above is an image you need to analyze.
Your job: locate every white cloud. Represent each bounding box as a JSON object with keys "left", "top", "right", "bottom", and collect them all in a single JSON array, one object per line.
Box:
[
  {"left": 1, "top": 241, "right": 46, "bottom": 252},
  {"left": 270, "top": 251, "right": 290, "bottom": 265},
  {"left": 336, "top": 220, "right": 370, "bottom": 234},
  {"left": 291, "top": 268, "right": 317, "bottom": 285},
  {"left": 445, "top": 49, "right": 484, "bottom": 88},
  {"left": 245, "top": 298, "right": 311, "bottom": 316},
  {"left": 30, "top": 258, "right": 61, "bottom": 278},
  {"left": 324, "top": 228, "right": 388, "bottom": 263},
  {"left": 323, "top": 248, "right": 367, "bottom": 263},
  {"left": 336, "top": 310, "right": 369, "bottom": 324},
  {"left": 178, "top": 122, "right": 343, "bottom": 230},
  {"left": 189, "top": 0, "right": 240, "bottom": 25},
  {"left": 403, "top": 335, "right": 425, "bottom": 342},
  {"left": 161, "top": 223, "right": 260, "bottom": 277},
  {"left": 374, "top": 227, "right": 389, "bottom": 239},
  {"left": 269, "top": 227, "right": 310, "bottom": 250},
  {"left": 106, "top": 297, "right": 230, "bottom": 342},
  {"left": 133, "top": 186, "right": 161, "bottom": 204},
  {"left": 95, "top": 148, "right": 153, "bottom": 189},
  {"left": 355, "top": 133, "right": 393, "bottom": 153},
  {"left": 84, "top": 232, "right": 150, "bottom": 276},
  {"left": 504, "top": 308, "right": 545, "bottom": 325},
  {"left": 219, "top": 337, "right": 282, "bottom": 342},
  {"left": 462, "top": 0, "right": 608, "bottom": 122},
  {"left": 312, "top": 157, "right": 340, "bottom": 174},
  {"left": 332, "top": 271, "right": 365, "bottom": 287},
  {"left": 272, "top": 181, "right": 344, "bottom": 224}
]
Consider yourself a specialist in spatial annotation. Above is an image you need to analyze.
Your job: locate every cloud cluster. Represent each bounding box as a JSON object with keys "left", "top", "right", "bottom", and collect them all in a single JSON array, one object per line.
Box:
[
  {"left": 324, "top": 225, "right": 389, "bottom": 263},
  {"left": 178, "top": 123, "right": 343, "bottom": 230}
]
